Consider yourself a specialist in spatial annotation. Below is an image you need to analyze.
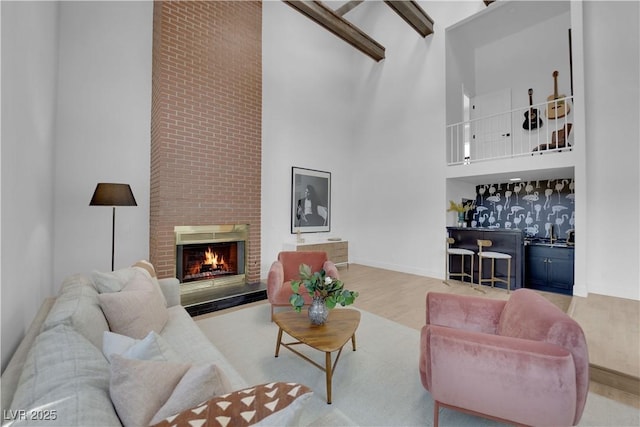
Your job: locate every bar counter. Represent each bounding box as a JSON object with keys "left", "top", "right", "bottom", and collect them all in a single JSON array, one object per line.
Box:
[{"left": 446, "top": 227, "right": 525, "bottom": 290}]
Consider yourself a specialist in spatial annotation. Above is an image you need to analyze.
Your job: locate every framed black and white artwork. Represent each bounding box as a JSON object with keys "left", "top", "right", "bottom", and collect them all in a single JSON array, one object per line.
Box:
[{"left": 291, "top": 167, "right": 331, "bottom": 233}]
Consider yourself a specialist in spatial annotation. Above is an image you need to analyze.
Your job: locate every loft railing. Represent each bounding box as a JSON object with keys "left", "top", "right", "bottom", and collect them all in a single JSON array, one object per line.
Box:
[{"left": 446, "top": 96, "right": 574, "bottom": 166}]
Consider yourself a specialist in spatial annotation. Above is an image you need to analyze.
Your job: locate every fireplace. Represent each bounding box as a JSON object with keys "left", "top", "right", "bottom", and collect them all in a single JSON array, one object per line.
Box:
[
  {"left": 175, "top": 225, "right": 248, "bottom": 294},
  {"left": 177, "top": 241, "right": 245, "bottom": 282}
]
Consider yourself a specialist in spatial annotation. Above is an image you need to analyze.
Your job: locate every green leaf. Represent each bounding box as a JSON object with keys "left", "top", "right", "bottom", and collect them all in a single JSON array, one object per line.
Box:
[
  {"left": 303, "top": 278, "right": 315, "bottom": 293},
  {"left": 325, "top": 296, "right": 337, "bottom": 309},
  {"left": 299, "top": 263, "right": 312, "bottom": 279},
  {"left": 289, "top": 293, "right": 304, "bottom": 312},
  {"left": 291, "top": 280, "right": 301, "bottom": 293},
  {"left": 341, "top": 290, "right": 358, "bottom": 306}
]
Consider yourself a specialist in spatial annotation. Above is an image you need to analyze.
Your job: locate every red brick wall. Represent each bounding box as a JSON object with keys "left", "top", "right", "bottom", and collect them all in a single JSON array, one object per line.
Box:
[{"left": 150, "top": 1, "right": 262, "bottom": 282}]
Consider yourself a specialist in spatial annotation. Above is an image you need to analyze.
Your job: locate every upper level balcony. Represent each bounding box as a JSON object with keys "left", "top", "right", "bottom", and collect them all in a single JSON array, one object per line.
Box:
[{"left": 446, "top": 96, "right": 574, "bottom": 166}]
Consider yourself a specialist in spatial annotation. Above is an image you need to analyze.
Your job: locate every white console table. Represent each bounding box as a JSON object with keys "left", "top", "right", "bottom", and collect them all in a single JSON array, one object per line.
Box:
[{"left": 283, "top": 240, "right": 349, "bottom": 268}]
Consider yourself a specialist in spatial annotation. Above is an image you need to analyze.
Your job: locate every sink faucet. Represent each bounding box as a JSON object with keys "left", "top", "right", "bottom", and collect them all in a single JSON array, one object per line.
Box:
[{"left": 550, "top": 224, "right": 556, "bottom": 244}]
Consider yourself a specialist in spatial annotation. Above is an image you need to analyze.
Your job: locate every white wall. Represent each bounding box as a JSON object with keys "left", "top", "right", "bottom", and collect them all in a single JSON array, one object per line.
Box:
[
  {"left": 262, "top": 1, "right": 483, "bottom": 278},
  {"left": 1, "top": 0, "right": 59, "bottom": 372},
  {"left": 53, "top": 1, "right": 153, "bottom": 283},
  {"left": 348, "top": 1, "right": 480, "bottom": 276},
  {"left": 1, "top": 1, "right": 153, "bottom": 372},
  {"left": 261, "top": 1, "right": 359, "bottom": 275},
  {"left": 583, "top": 1, "right": 639, "bottom": 300},
  {"left": 475, "top": 12, "right": 572, "bottom": 106}
]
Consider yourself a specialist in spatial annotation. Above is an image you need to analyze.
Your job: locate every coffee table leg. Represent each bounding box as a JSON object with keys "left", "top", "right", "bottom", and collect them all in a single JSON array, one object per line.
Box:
[
  {"left": 325, "top": 352, "right": 332, "bottom": 404},
  {"left": 352, "top": 333, "right": 357, "bottom": 351},
  {"left": 275, "top": 328, "right": 283, "bottom": 357}
]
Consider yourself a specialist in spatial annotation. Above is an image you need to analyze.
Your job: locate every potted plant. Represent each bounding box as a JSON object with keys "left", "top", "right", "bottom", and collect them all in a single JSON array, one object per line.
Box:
[
  {"left": 289, "top": 264, "right": 358, "bottom": 325},
  {"left": 447, "top": 200, "right": 475, "bottom": 226}
]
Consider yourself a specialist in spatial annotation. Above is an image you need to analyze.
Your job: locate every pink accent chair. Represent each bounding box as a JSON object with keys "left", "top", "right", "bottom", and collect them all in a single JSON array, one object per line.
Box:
[
  {"left": 266, "top": 251, "right": 339, "bottom": 321},
  {"left": 420, "top": 289, "right": 589, "bottom": 427}
]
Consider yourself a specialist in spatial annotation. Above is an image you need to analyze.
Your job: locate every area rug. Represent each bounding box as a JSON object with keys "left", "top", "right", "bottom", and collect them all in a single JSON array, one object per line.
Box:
[{"left": 196, "top": 304, "right": 639, "bottom": 426}]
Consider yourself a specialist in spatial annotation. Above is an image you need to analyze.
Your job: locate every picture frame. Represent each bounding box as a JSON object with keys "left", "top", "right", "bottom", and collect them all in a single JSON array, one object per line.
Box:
[{"left": 291, "top": 167, "right": 331, "bottom": 234}]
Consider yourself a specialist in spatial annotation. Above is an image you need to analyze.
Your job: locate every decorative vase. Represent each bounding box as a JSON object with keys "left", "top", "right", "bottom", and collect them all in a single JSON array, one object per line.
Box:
[
  {"left": 458, "top": 212, "right": 465, "bottom": 227},
  {"left": 308, "top": 296, "right": 329, "bottom": 325}
]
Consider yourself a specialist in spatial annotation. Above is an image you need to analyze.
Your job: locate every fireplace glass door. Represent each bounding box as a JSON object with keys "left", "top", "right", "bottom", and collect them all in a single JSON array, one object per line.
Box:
[{"left": 176, "top": 241, "right": 245, "bottom": 283}]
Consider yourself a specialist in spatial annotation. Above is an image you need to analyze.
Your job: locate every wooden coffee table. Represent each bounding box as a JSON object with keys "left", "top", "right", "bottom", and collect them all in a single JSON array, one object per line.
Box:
[{"left": 273, "top": 308, "right": 361, "bottom": 404}]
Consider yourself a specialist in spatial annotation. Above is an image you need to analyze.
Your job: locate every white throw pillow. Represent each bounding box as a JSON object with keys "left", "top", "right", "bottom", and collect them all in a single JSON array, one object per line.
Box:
[
  {"left": 150, "top": 363, "right": 233, "bottom": 424},
  {"left": 109, "top": 355, "right": 190, "bottom": 427},
  {"left": 102, "top": 331, "right": 180, "bottom": 363},
  {"left": 109, "top": 355, "right": 232, "bottom": 427},
  {"left": 98, "top": 272, "right": 168, "bottom": 339}
]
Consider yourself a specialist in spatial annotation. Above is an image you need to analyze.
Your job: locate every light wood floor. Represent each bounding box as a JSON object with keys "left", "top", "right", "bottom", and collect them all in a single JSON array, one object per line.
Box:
[{"left": 197, "top": 263, "right": 640, "bottom": 409}]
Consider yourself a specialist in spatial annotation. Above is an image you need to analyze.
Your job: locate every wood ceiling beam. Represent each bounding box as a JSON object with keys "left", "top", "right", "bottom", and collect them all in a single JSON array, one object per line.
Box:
[
  {"left": 384, "top": 0, "right": 434, "bottom": 38},
  {"left": 335, "top": 0, "right": 364, "bottom": 17},
  {"left": 283, "top": 0, "right": 385, "bottom": 62}
]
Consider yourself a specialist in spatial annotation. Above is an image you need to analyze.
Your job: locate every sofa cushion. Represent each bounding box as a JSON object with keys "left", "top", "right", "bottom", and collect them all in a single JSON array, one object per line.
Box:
[
  {"left": 151, "top": 382, "right": 313, "bottom": 427},
  {"left": 132, "top": 260, "right": 173, "bottom": 306},
  {"left": 98, "top": 271, "right": 168, "bottom": 339},
  {"left": 92, "top": 267, "right": 137, "bottom": 294},
  {"left": 41, "top": 274, "right": 109, "bottom": 349},
  {"left": 161, "top": 306, "right": 248, "bottom": 391},
  {"left": 150, "top": 363, "right": 233, "bottom": 425},
  {"left": 102, "top": 331, "right": 181, "bottom": 363},
  {"left": 9, "top": 324, "right": 120, "bottom": 426},
  {"left": 93, "top": 261, "right": 168, "bottom": 307},
  {"left": 109, "top": 355, "right": 232, "bottom": 427},
  {"left": 109, "top": 355, "right": 190, "bottom": 427}
]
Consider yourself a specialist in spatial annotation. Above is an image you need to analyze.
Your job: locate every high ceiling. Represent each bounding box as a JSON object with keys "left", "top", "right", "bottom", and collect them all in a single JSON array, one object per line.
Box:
[{"left": 283, "top": 0, "right": 435, "bottom": 61}]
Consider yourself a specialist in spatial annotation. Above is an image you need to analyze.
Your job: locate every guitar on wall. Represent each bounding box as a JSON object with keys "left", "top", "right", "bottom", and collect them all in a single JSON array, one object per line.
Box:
[
  {"left": 546, "top": 70, "right": 571, "bottom": 119},
  {"left": 523, "top": 88, "right": 543, "bottom": 130}
]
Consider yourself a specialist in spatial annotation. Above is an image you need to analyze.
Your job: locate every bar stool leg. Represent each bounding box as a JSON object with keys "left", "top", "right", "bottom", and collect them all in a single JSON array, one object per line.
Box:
[
  {"left": 474, "top": 256, "right": 485, "bottom": 293},
  {"left": 491, "top": 259, "right": 496, "bottom": 288},
  {"left": 443, "top": 244, "right": 451, "bottom": 287},
  {"left": 507, "top": 258, "right": 511, "bottom": 293}
]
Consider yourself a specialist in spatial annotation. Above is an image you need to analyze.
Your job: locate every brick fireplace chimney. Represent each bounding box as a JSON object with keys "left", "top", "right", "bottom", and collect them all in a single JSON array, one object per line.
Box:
[{"left": 150, "top": 1, "right": 262, "bottom": 283}]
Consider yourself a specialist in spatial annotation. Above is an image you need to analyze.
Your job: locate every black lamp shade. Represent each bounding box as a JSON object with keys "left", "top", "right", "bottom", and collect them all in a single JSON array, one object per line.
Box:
[{"left": 90, "top": 183, "right": 137, "bottom": 207}]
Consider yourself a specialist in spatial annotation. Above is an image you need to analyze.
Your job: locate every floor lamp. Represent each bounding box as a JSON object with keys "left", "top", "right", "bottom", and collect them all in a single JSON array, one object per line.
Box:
[{"left": 90, "top": 183, "right": 137, "bottom": 271}]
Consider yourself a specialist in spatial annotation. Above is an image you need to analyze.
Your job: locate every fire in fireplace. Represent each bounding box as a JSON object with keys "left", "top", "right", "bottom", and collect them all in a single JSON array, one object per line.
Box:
[
  {"left": 177, "top": 241, "right": 244, "bottom": 283},
  {"left": 174, "top": 225, "right": 248, "bottom": 290}
]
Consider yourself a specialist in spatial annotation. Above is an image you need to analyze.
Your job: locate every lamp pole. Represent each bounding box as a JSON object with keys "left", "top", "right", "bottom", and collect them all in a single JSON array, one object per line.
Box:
[{"left": 111, "top": 206, "right": 116, "bottom": 271}]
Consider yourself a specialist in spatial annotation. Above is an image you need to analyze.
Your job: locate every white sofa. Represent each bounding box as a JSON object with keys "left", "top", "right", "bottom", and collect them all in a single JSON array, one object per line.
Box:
[{"left": 1, "top": 262, "right": 312, "bottom": 426}]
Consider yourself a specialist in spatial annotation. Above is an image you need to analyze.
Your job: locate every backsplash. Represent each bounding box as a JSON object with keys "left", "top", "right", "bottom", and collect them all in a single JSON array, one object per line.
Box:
[{"left": 469, "top": 179, "right": 575, "bottom": 239}]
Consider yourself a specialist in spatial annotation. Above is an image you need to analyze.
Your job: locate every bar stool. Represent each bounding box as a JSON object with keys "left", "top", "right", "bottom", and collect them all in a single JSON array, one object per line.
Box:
[
  {"left": 477, "top": 239, "right": 512, "bottom": 293},
  {"left": 445, "top": 238, "right": 474, "bottom": 286}
]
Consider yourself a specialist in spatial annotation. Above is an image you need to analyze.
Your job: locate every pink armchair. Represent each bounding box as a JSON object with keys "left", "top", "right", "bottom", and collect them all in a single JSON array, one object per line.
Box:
[
  {"left": 266, "top": 251, "right": 339, "bottom": 321},
  {"left": 420, "top": 289, "right": 589, "bottom": 427}
]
